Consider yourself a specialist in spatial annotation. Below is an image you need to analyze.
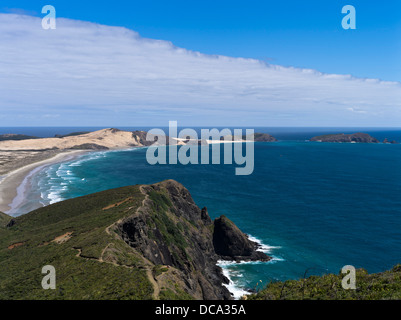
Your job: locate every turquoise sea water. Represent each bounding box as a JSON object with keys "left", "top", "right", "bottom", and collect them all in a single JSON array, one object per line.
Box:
[{"left": 10, "top": 128, "right": 401, "bottom": 297}]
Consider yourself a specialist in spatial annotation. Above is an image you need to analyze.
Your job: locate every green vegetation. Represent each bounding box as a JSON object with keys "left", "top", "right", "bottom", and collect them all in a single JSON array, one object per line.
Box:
[
  {"left": 0, "top": 212, "right": 12, "bottom": 228},
  {"left": 0, "top": 186, "right": 154, "bottom": 299},
  {"left": 148, "top": 190, "right": 172, "bottom": 210},
  {"left": 148, "top": 190, "right": 188, "bottom": 252},
  {"left": 152, "top": 265, "right": 169, "bottom": 278},
  {"left": 159, "top": 287, "right": 194, "bottom": 300},
  {"left": 248, "top": 266, "right": 401, "bottom": 300},
  {"left": 219, "top": 215, "right": 234, "bottom": 227},
  {"left": 3, "top": 180, "right": 401, "bottom": 301}
]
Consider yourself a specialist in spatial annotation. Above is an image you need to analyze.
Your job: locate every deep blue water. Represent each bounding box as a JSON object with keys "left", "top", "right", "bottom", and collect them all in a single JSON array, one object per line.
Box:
[{"left": 8, "top": 128, "right": 401, "bottom": 297}]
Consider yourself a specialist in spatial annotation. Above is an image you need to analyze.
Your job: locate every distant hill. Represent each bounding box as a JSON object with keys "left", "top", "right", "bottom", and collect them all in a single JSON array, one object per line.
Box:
[
  {"left": 0, "top": 180, "right": 268, "bottom": 300},
  {"left": 310, "top": 132, "right": 379, "bottom": 143},
  {"left": 252, "top": 133, "right": 278, "bottom": 142},
  {"left": 222, "top": 132, "right": 277, "bottom": 142},
  {"left": 54, "top": 132, "right": 90, "bottom": 138},
  {"left": 0, "top": 134, "right": 39, "bottom": 141}
]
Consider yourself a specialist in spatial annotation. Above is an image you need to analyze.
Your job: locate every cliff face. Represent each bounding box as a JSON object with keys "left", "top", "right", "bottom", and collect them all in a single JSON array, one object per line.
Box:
[
  {"left": 310, "top": 132, "right": 379, "bottom": 143},
  {"left": 0, "top": 179, "right": 269, "bottom": 300},
  {"left": 213, "top": 215, "right": 271, "bottom": 262},
  {"left": 117, "top": 180, "right": 270, "bottom": 300},
  {"left": 118, "top": 180, "right": 229, "bottom": 299}
]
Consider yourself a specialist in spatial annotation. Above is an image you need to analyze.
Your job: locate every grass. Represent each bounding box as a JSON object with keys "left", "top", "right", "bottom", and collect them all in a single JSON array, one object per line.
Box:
[
  {"left": 0, "top": 212, "right": 12, "bottom": 228},
  {"left": 0, "top": 185, "right": 154, "bottom": 299},
  {"left": 4, "top": 182, "right": 401, "bottom": 301},
  {"left": 148, "top": 190, "right": 189, "bottom": 252},
  {"left": 247, "top": 265, "right": 401, "bottom": 300}
]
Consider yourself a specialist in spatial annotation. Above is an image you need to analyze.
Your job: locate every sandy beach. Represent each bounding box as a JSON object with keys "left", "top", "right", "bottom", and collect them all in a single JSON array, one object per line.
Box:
[
  {"left": 0, "top": 128, "right": 156, "bottom": 215},
  {"left": 0, "top": 128, "right": 251, "bottom": 215},
  {"left": 0, "top": 150, "right": 88, "bottom": 214}
]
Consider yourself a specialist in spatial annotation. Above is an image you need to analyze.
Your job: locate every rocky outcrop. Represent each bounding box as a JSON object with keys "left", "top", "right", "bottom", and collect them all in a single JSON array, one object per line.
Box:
[
  {"left": 117, "top": 180, "right": 270, "bottom": 299},
  {"left": 6, "top": 219, "right": 16, "bottom": 228},
  {"left": 383, "top": 138, "right": 399, "bottom": 144},
  {"left": 310, "top": 133, "right": 379, "bottom": 143},
  {"left": 213, "top": 215, "right": 271, "bottom": 262},
  {"left": 131, "top": 131, "right": 155, "bottom": 146}
]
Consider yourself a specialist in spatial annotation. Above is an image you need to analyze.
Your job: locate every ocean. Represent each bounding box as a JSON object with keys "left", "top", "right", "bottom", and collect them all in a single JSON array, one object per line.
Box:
[{"left": 5, "top": 127, "right": 401, "bottom": 298}]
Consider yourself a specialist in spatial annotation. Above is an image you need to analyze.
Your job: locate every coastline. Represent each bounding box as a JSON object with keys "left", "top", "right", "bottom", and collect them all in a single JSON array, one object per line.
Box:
[
  {"left": 218, "top": 235, "right": 283, "bottom": 299},
  {"left": 0, "top": 150, "right": 89, "bottom": 214}
]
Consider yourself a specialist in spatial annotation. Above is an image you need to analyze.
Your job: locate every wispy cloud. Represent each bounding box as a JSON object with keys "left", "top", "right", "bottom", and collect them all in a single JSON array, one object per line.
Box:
[
  {"left": 0, "top": 13, "right": 400, "bottom": 126},
  {"left": 347, "top": 107, "right": 367, "bottom": 114}
]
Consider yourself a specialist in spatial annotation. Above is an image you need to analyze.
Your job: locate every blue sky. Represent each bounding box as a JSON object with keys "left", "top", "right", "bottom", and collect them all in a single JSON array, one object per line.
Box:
[
  {"left": 3, "top": 0, "right": 400, "bottom": 81},
  {"left": 0, "top": 1, "right": 400, "bottom": 126}
]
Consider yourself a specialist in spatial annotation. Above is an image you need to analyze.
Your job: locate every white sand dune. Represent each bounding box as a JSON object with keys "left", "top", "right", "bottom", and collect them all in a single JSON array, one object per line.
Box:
[{"left": 0, "top": 128, "right": 146, "bottom": 151}]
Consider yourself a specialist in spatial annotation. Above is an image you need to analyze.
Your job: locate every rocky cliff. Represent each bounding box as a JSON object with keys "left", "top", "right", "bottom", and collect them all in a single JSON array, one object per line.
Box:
[
  {"left": 117, "top": 180, "right": 270, "bottom": 299},
  {"left": 213, "top": 215, "right": 271, "bottom": 262},
  {"left": 0, "top": 180, "right": 269, "bottom": 300}
]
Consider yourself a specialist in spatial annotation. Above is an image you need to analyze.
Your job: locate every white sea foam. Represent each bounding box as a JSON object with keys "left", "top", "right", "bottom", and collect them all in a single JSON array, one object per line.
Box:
[
  {"left": 36, "top": 148, "right": 125, "bottom": 205},
  {"left": 218, "top": 264, "right": 250, "bottom": 299},
  {"left": 39, "top": 162, "right": 77, "bottom": 205},
  {"left": 248, "top": 235, "right": 282, "bottom": 254},
  {"left": 217, "top": 234, "right": 284, "bottom": 299}
]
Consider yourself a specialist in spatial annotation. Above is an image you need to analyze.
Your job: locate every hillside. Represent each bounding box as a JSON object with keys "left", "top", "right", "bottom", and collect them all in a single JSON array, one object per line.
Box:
[
  {"left": 248, "top": 265, "right": 401, "bottom": 300},
  {"left": 0, "top": 212, "right": 11, "bottom": 228},
  {"left": 0, "top": 180, "right": 268, "bottom": 300},
  {"left": 2, "top": 181, "right": 401, "bottom": 300},
  {"left": 0, "top": 134, "right": 39, "bottom": 141}
]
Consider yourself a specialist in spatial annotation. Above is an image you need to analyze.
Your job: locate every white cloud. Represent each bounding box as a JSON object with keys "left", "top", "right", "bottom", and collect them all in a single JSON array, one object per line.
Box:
[
  {"left": 0, "top": 13, "right": 400, "bottom": 126},
  {"left": 347, "top": 107, "right": 367, "bottom": 114}
]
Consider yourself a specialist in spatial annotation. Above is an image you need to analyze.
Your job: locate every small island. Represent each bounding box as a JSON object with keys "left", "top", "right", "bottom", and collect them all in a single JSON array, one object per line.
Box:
[
  {"left": 383, "top": 138, "right": 399, "bottom": 144},
  {"left": 222, "top": 133, "right": 277, "bottom": 142},
  {"left": 310, "top": 132, "right": 379, "bottom": 143}
]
